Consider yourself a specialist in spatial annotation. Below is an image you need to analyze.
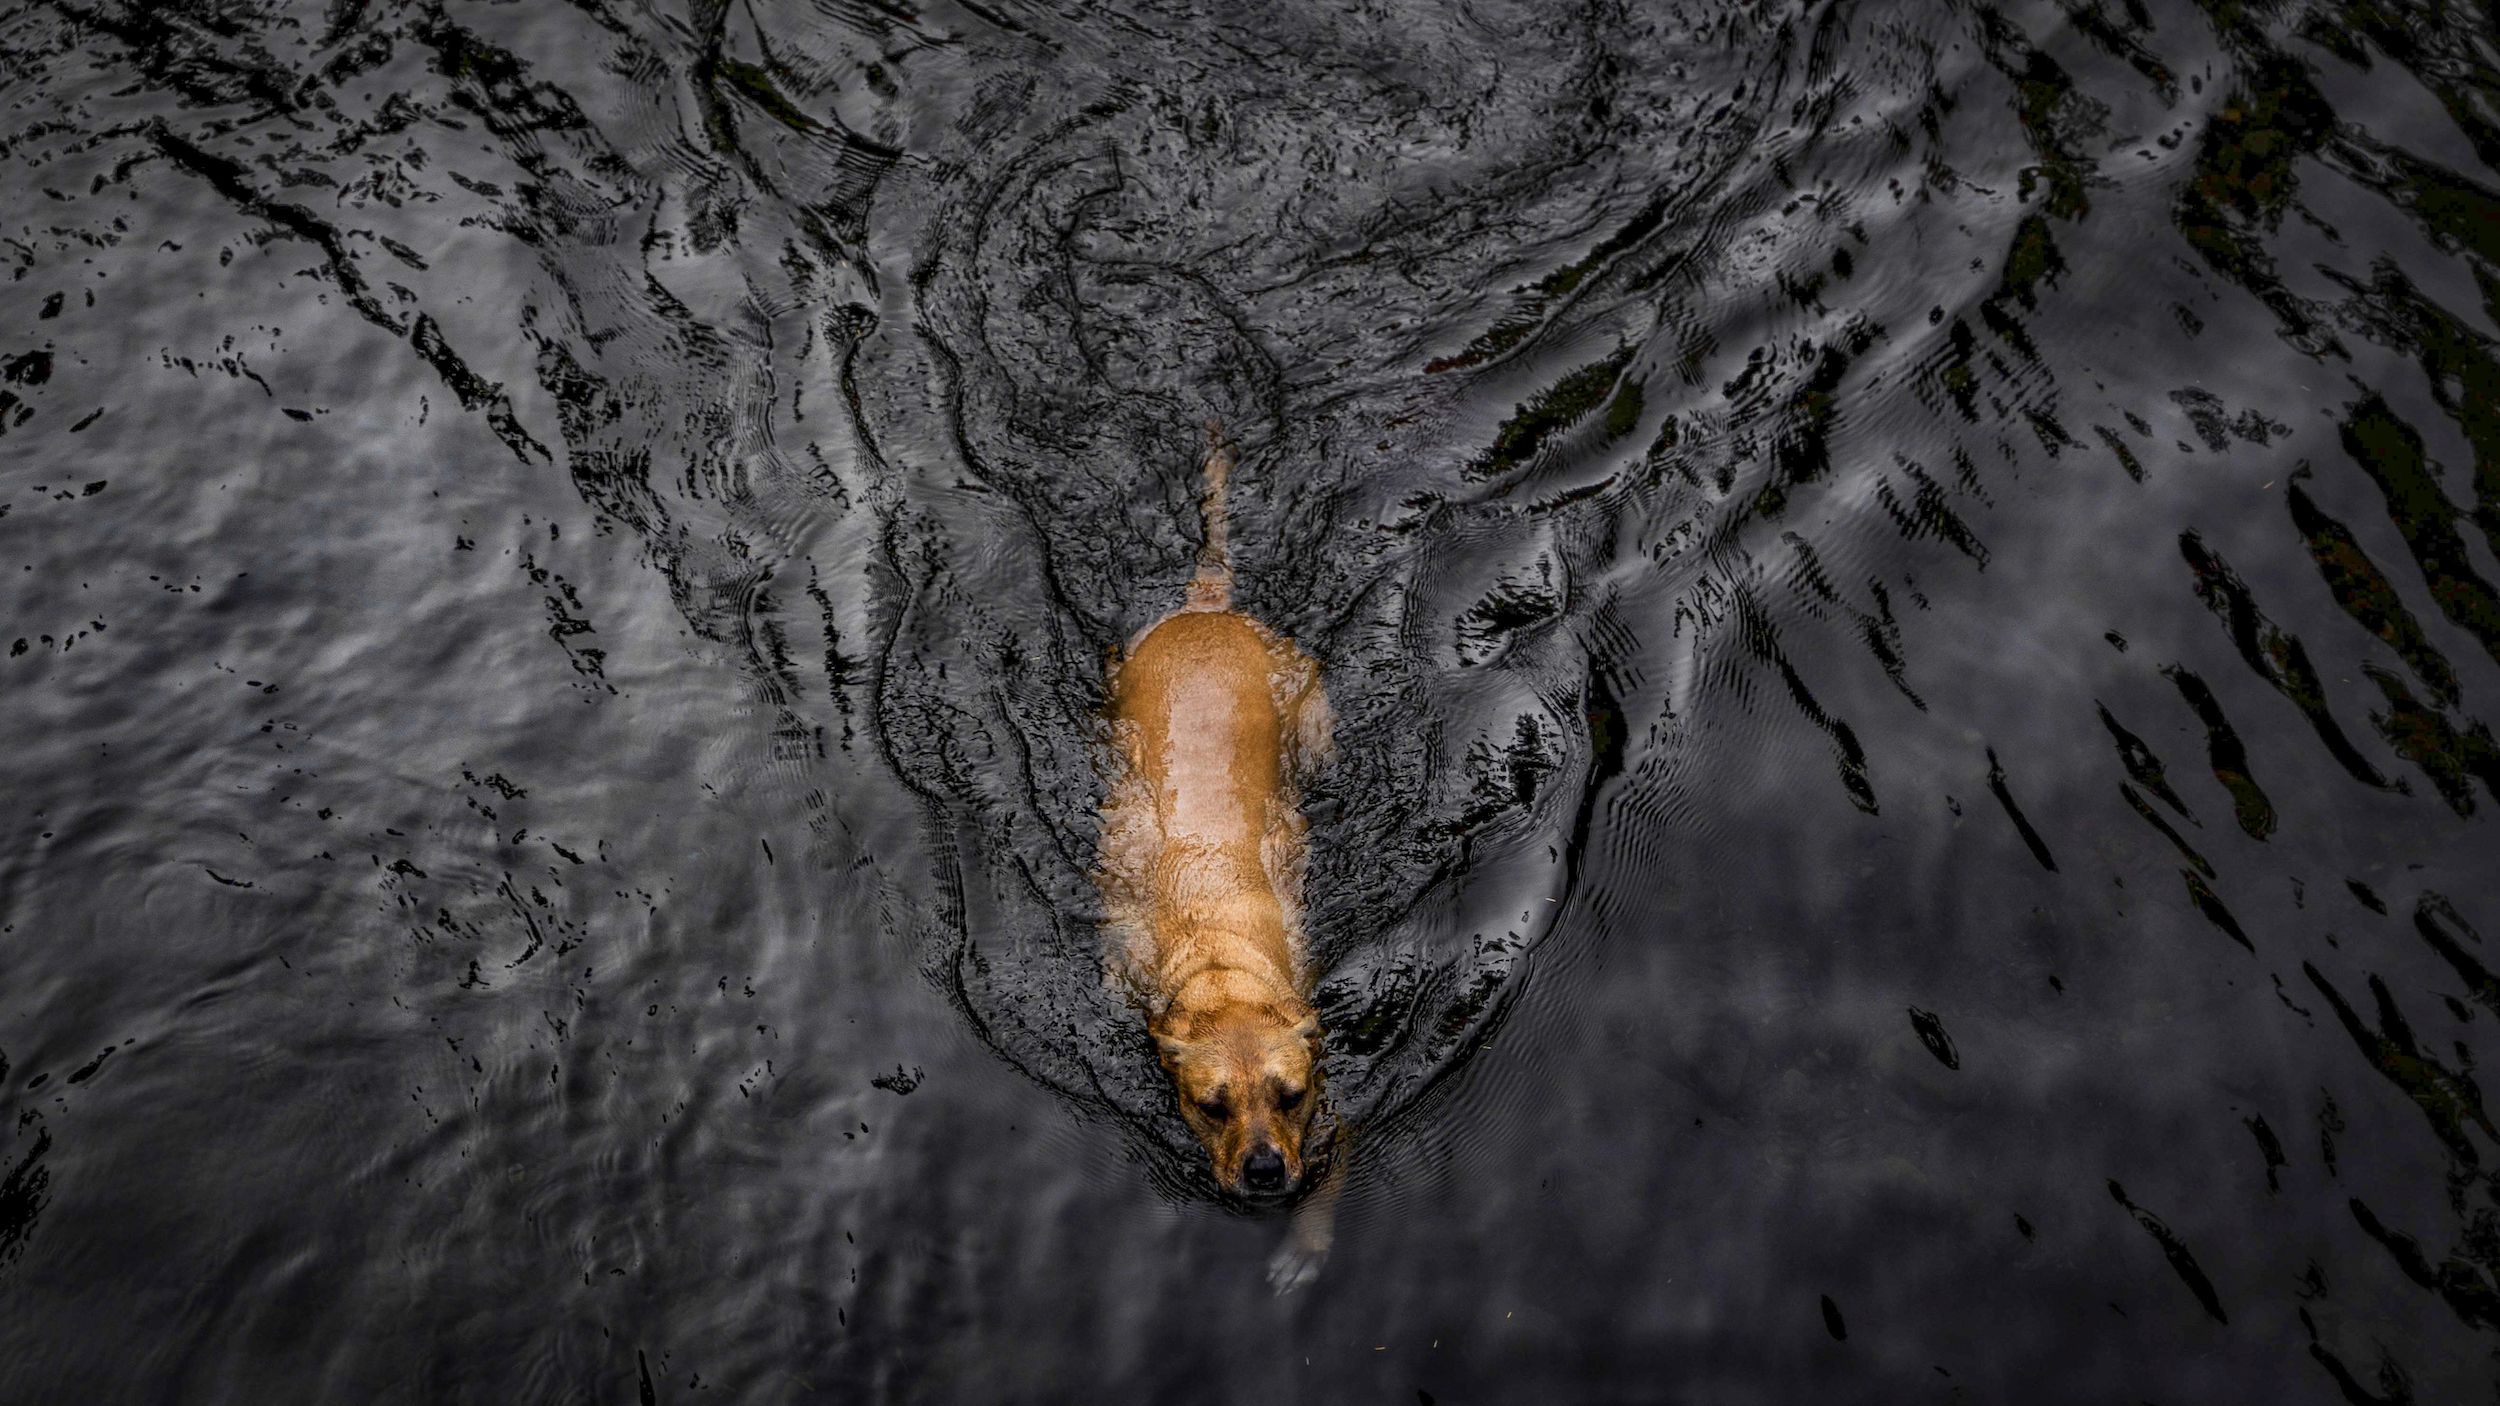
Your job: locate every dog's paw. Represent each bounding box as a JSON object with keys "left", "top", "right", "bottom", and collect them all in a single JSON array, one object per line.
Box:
[{"left": 1266, "top": 1225, "right": 1331, "bottom": 1296}]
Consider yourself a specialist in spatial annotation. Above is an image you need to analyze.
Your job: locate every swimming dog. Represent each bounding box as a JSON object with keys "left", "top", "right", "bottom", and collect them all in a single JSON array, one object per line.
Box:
[{"left": 1099, "top": 425, "right": 1331, "bottom": 1200}]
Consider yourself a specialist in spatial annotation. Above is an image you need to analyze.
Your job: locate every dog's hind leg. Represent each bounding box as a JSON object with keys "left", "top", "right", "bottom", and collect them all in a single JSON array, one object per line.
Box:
[
  {"left": 1289, "top": 670, "right": 1334, "bottom": 779},
  {"left": 1270, "top": 638, "right": 1334, "bottom": 780},
  {"left": 1094, "top": 712, "right": 1162, "bottom": 1000}
]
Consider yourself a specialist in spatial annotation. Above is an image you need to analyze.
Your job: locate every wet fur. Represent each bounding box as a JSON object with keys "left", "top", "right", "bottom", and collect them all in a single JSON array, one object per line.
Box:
[{"left": 1099, "top": 427, "right": 1332, "bottom": 1197}]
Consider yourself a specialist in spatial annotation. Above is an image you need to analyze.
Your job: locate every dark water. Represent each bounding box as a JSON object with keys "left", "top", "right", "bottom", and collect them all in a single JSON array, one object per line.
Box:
[{"left": 5, "top": 0, "right": 2500, "bottom": 1398}]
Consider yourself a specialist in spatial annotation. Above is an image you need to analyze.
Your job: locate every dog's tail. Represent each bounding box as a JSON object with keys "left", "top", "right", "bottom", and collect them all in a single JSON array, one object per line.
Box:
[{"left": 1184, "top": 420, "right": 1235, "bottom": 611}]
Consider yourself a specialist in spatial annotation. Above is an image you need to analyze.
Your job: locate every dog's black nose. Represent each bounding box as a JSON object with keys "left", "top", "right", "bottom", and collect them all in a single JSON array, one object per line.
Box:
[{"left": 1242, "top": 1146, "right": 1287, "bottom": 1191}]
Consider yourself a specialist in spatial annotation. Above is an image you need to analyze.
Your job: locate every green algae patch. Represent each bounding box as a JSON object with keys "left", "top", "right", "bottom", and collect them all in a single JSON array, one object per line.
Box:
[
  {"left": 715, "top": 56, "right": 821, "bottom": 133},
  {"left": 1468, "top": 350, "right": 1635, "bottom": 480},
  {"left": 2289, "top": 473, "right": 2460, "bottom": 706}
]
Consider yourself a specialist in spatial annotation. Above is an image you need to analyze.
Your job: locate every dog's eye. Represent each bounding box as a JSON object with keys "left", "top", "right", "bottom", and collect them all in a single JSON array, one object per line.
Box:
[
  {"left": 1195, "top": 1096, "right": 1227, "bottom": 1121},
  {"left": 1276, "top": 1086, "right": 1304, "bottom": 1111}
]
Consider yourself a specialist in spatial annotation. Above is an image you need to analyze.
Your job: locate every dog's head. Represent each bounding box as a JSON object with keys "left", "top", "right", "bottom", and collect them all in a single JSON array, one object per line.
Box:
[{"left": 1151, "top": 1000, "right": 1322, "bottom": 1199}]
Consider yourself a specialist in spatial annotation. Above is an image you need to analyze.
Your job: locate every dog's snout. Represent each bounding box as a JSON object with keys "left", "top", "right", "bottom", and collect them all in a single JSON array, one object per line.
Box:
[{"left": 1242, "top": 1145, "right": 1288, "bottom": 1192}]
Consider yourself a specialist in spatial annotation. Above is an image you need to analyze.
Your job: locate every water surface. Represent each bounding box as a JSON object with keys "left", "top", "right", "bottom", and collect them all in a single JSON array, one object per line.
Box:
[{"left": 4, "top": 0, "right": 2500, "bottom": 1399}]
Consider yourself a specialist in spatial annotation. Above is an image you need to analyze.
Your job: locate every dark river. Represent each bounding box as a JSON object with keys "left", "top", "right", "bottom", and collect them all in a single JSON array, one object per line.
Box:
[{"left": 5, "top": 0, "right": 2500, "bottom": 1398}]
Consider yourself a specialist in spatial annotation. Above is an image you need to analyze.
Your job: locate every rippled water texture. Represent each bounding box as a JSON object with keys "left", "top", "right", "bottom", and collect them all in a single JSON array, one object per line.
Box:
[{"left": 7, "top": 0, "right": 2500, "bottom": 1398}]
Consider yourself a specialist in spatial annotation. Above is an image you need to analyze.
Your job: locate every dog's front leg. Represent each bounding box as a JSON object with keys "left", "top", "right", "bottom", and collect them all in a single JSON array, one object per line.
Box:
[{"left": 1266, "top": 1132, "right": 1348, "bottom": 1295}]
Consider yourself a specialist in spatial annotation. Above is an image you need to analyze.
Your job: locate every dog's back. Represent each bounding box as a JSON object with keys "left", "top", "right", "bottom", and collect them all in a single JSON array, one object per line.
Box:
[{"left": 1112, "top": 610, "right": 1289, "bottom": 897}]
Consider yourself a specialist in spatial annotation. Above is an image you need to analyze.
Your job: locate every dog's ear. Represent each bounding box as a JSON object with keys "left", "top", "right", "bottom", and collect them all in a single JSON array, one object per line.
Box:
[{"left": 1148, "top": 1012, "right": 1192, "bottom": 1067}]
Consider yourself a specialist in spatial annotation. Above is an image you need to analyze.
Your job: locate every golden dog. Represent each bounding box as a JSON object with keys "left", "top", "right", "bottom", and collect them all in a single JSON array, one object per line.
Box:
[{"left": 1099, "top": 426, "right": 1330, "bottom": 1199}]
